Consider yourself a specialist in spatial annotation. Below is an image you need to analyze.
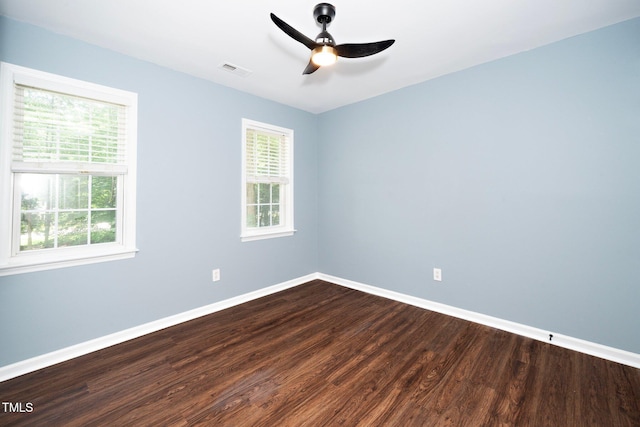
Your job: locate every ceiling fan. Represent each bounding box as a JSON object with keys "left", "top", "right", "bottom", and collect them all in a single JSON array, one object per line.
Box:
[{"left": 270, "top": 3, "right": 395, "bottom": 75}]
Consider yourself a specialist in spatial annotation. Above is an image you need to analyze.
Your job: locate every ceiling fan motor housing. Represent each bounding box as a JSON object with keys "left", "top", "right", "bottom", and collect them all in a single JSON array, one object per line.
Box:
[
  {"left": 314, "top": 3, "right": 336, "bottom": 25},
  {"left": 316, "top": 30, "right": 335, "bottom": 46}
]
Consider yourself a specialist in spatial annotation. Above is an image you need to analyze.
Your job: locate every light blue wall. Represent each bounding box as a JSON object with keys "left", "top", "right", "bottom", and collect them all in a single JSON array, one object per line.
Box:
[
  {"left": 0, "top": 17, "right": 319, "bottom": 366},
  {"left": 318, "top": 18, "right": 640, "bottom": 353}
]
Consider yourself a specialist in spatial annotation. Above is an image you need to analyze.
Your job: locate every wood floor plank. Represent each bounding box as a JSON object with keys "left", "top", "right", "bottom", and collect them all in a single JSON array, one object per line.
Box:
[
  {"left": 483, "top": 335, "right": 535, "bottom": 425},
  {"left": 1, "top": 280, "right": 639, "bottom": 426}
]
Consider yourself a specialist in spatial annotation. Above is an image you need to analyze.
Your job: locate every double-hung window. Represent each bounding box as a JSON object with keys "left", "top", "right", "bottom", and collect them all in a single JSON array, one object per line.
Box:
[
  {"left": 241, "top": 119, "right": 294, "bottom": 241},
  {"left": 0, "top": 62, "right": 138, "bottom": 275}
]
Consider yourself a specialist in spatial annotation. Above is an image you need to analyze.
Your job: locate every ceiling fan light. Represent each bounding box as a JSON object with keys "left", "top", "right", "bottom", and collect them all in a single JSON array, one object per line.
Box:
[{"left": 311, "top": 45, "right": 338, "bottom": 66}]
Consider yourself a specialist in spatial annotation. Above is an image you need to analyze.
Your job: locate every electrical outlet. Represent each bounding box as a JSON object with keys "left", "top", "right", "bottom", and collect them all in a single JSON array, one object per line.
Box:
[
  {"left": 212, "top": 268, "right": 221, "bottom": 282},
  {"left": 433, "top": 268, "right": 442, "bottom": 282}
]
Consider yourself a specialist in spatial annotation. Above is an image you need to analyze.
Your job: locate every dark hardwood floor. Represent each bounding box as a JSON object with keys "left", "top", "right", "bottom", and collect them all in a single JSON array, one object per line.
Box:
[{"left": 1, "top": 280, "right": 639, "bottom": 426}]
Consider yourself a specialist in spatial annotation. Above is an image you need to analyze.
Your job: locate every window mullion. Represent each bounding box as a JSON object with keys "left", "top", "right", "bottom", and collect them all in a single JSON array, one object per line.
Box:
[
  {"left": 11, "top": 175, "right": 22, "bottom": 256},
  {"left": 53, "top": 174, "right": 59, "bottom": 249},
  {"left": 87, "top": 175, "right": 92, "bottom": 245}
]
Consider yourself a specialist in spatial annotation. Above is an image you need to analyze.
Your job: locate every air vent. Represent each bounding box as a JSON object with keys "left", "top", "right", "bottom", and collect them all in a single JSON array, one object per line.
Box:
[{"left": 219, "top": 62, "right": 252, "bottom": 77}]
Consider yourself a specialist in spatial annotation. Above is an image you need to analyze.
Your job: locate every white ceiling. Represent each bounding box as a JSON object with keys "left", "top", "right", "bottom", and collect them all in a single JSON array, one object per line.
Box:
[{"left": 1, "top": 0, "right": 639, "bottom": 113}]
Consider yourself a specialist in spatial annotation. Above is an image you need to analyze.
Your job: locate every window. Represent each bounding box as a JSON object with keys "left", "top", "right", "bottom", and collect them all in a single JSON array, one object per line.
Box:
[
  {"left": 241, "top": 119, "right": 294, "bottom": 241},
  {"left": 0, "top": 62, "right": 138, "bottom": 275}
]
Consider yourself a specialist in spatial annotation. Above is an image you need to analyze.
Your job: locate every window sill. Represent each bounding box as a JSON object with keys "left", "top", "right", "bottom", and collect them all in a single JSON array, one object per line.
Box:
[
  {"left": 0, "top": 246, "right": 139, "bottom": 277},
  {"left": 241, "top": 229, "right": 296, "bottom": 242}
]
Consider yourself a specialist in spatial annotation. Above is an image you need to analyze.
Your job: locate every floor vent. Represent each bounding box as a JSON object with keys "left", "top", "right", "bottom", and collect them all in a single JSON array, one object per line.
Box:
[{"left": 219, "top": 62, "right": 252, "bottom": 77}]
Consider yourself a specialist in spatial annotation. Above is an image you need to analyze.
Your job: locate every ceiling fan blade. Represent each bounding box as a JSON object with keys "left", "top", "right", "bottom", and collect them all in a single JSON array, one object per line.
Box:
[
  {"left": 303, "top": 60, "right": 320, "bottom": 75},
  {"left": 270, "top": 13, "right": 318, "bottom": 50},
  {"left": 335, "top": 40, "right": 395, "bottom": 58}
]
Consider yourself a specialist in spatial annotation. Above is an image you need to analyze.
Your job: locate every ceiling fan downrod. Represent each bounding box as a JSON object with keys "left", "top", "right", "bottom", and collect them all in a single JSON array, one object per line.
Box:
[{"left": 313, "top": 3, "right": 336, "bottom": 27}]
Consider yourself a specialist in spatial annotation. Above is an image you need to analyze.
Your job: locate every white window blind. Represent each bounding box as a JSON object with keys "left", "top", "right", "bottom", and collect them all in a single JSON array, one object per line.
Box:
[
  {"left": 12, "top": 84, "right": 128, "bottom": 174},
  {"left": 245, "top": 127, "right": 289, "bottom": 184}
]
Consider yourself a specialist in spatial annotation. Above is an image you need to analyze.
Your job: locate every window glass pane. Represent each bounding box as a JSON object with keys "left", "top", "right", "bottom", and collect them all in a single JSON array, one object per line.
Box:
[
  {"left": 247, "top": 205, "right": 258, "bottom": 227},
  {"left": 246, "top": 183, "right": 257, "bottom": 205},
  {"left": 91, "top": 210, "right": 116, "bottom": 244},
  {"left": 259, "top": 183, "right": 271, "bottom": 204},
  {"left": 92, "top": 176, "right": 117, "bottom": 208},
  {"left": 20, "top": 173, "right": 55, "bottom": 211},
  {"left": 59, "top": 176, "right": 88, "bottom": 210},
  {"left": 20, "top": 212, "right": 54, "bottom": 251},
  {"left": 259, "top": 205, "right": 271, "bottom": 227},
  {"left": 272, "top": 184, "right": 280, "bottom": 204},
  {"left": 271, "top": 205, "right": 280, "bottom": 226},
  {"left": 58, "top": 212, "right": 88, "bottom": 247}
]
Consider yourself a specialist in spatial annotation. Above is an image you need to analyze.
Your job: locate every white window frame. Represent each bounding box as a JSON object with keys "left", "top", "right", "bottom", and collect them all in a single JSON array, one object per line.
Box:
[
  {"left": 0, "top": 62, "right": 138, "bottom": 276},
  {"left": 241, "top": 118, "right": 294, "bottom": 242}
]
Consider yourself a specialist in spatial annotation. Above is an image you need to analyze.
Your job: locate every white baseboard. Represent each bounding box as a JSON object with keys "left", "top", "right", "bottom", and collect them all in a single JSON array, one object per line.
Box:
[
  {"left": 318, "top": 273, "right": 640, "bottom": 369},
  {"left": 0, "top": 273, "right": 317, "bottom": 383},
  {"left": 2, "top": 271, "right": 638, "bottom": 383}
]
